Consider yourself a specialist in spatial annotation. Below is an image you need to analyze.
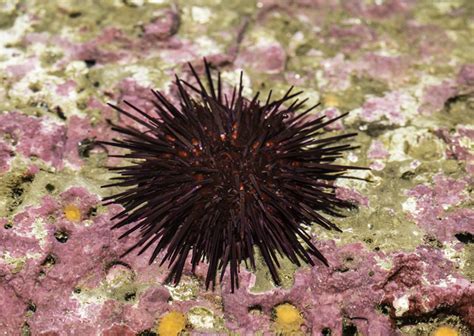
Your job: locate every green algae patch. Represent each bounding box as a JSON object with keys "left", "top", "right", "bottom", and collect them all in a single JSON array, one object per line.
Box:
[
  {"left": 16, "top": 166, "right": 109, "bottom": 211},
  {"left": 177, "top": 0, "right": 256, "bottom": 52},
  {"left": 250, "top": 248, "right": 299, "bottom": 293},
  {"left": 29, "top": 0, "right": 170, "bottom": 40},
  {"left": 74, "top": 263, "right": 138, "bottom": 305},
  {"left": 323, "top": 75, "right": 389, "bottom": 111},
  {"left": 165, "top": 275, "right": 200, "bottom": 301},
  {"left": 0, "top": 0, "right": 20, "bottom": 29},
  {"left": 461, "top": 244, "right": 474, "bottom": 281},
  {"left": 188, "top": 306, "right": 226, "bottom": 333},
  {"left": 87, "top": 57, "right": 170, "bottom": 89},
  {"left": 0, "top": 163, "right": 35, "bottom": 218},
  {"left": 321, "top": 162, "right": 425, "bottom": 254},
  {"left": 316, "top": 121, "right": 468, "bottom": 255},
  {"left": 435, "top": 92, "right": 474, "bottom": 128},
  {"left": 1, "top": 252, "right": 27, "bottom": 274},
  {"left": 412, "top": 0, "right": 474, "bottom": 64}
]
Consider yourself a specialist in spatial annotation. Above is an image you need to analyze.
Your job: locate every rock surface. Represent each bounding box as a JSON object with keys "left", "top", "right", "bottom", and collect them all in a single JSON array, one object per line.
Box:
[{"left": 0, "top": 0, "right": 473, "bottom": 335}]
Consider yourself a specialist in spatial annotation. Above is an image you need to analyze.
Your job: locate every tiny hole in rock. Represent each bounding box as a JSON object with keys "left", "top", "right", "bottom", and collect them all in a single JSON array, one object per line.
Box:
[
  {"left": 54, "top": 230, "right": 69, "bottom": 243},
  {"left": 87, "top": 207, "right": 97, "bottom": 217},
  {"left": 377, "top": 303, "right": 391, "bottom": 315},
  {"left": 454, "top": 232, "right": 473, "bottom": 244},
  {"left": 136, "top": 330, "right": 157, "bottom": 336},
  {"left": 42, "top": 254, "right": 57, "bottom": 267},
  {"left": 322, "top": 327, "right": 332, "bottom": 336},
  {"left": 342, "top": 323, "right": 358, "bottom": 336},
  {"left": 248, "top": 304, "right": 263, "bottom": 314},
  {"left": 124, "top": 292, "right": 136, "bottom": 301},
  {"left": 69, "top": 12, "right": 82, "bottom": 18},
  {"left": 29, "top": 82, "right": 41, "bottom": 92},
  {"left": 401, "top": 171, "right": 415, "bottom": 180},
  {"left": 55, "top": 106, "right": 66, "bottom": 120},
  {"left": 21, "top": 323, "right": 30, "bottom": 335},
  {"left": 78, "top": 138, "right": 96, "bottom": 158},
  {"left": 45, "top": 183, "right": 55, "bottom": 193},
  {"left": 105, "top": 260, "right": 132, "bottom": 272},
  {"left": 84, "top": 59, "right": 96, "bottom": 67},
  {"left": 26, "top": 302, "right": 36, "bottom": 313}
]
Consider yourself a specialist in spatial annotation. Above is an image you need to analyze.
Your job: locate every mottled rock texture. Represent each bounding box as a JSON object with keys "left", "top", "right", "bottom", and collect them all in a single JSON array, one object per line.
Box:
[{"left": 0, "top": 0, "right": 473, "bottom": 335}]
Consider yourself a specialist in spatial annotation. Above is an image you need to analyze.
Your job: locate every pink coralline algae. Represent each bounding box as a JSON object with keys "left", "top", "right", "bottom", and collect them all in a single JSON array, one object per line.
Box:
[
  {"left": 5, "top": 58, "right": 38, "bottom": 79},
  {"left": 381, "top": 248, "right": 474, "bottom": 328},
  {"left": 0, "top": 111, "right": 111, "bottom": 169},
  {"left": 319, "top": 53, "right": 409, "bottom": 92},
  {"left": 222, "top": 242, "right": 392, "bottom": 335},
  {"left": 70, "top": 28, "right": 130, "bottom": 64},
  {"left": 419, "top": 80, "right": 458, "bottom": 115},
  {"left": 405, "top": 174, "right": 473, "bottom": 242},
  {"left": 142, "top": 9, "right": 180, "bottom": 41},
  {"left": 343, "top": 0, "right": 413, "bottom": 20},
  {"left": 0, "top": 140, "right": 14, "bottom": 173},
  {"left": 436, "top": 126, "right": 474, "bottom": 174},
  {"left": 368, "top": 140, "right": 389, "bottom": 171},
  {"left": 223, "top": 243, "right": 474, "bottom": 335},
  {"left": 405, "top": 23, "right": 454, "bottom": 60},
  {"left": 116, "top": 79, "right": 158, "bottom": 122},
  {"left": 360, "top": 54, "right": 409, "bottom": 84},
  {"left": 336, "top": 187, "right": 370, "bottom": 207},
  {"left": 320, "top": 54, "right": 353, "bottom": 91},
  {"left": 55, "top": 80, "right": 77, "bottom": 97},
  {"left": 328, "top": 24, "right": 377, "bottom": 53},
  {"left": 360, "top": 91, "right": 411, "bottom": 125},
  {"left": 322, "top": 107, "right": 345, "bottom": 130},
  {"left": 1, "top": 187, "right": 131, "bottom": 334},
  {"left": 457, "top": 64, "right": 474, "bottom": 86},
  {"left": 0, "top": 112, "right": 66, "bottom": 168},
  {"left": 235, "top": 42, "right": 286, "bottom": 74},
  {"left": 368, "top": 140, "right": 389, "bottom": 160},
  {"left": 1, "top": 0, "right": 474, "bottom": 334},
  {"left": 63, "top": 115, "right": 109, "bottom": 166}
]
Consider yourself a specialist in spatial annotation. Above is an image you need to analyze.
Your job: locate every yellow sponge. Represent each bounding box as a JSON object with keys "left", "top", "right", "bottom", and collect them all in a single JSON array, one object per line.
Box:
[
  {"left": 274, "top": 303, "right": 304, "bottom": 334},
  {"left": 157, "top": 311, "right": 186, "bottom": 336},
  {"left": 64, "top": 204, "right": 81, "bottom": 222},
  {"left": 432, "top": 326, "right": 459, "bottom": 336}
]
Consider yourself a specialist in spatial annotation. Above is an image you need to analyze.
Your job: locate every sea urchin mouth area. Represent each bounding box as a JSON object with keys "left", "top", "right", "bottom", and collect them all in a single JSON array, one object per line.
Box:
[
  {"left": 188, "top": 136, "right": 280, "bottom": 208},
  {"left": 102, "top": 60, "right": 364, "bottom": 292}
]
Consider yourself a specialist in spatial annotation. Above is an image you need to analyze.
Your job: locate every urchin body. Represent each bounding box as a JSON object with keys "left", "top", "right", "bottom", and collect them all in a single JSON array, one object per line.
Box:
[{"left": 103, "top": 61, "right": 363, "bottom": 291}]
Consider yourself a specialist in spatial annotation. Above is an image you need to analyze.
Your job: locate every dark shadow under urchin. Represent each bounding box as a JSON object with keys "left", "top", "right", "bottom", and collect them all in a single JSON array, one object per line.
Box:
[{"left": 101, "top": 60, "right": 367, "bottom": 292}]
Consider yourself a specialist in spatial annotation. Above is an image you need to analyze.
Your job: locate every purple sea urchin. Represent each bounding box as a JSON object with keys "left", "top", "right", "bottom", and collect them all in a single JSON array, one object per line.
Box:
[{"left": 102, "top": 60, "right": 365, "bottom": 292}]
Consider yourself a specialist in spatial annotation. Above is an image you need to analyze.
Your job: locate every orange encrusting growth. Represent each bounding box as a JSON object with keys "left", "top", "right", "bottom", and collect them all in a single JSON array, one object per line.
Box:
[
  {"left": 274, "top": 303, "right": 304, "bottom": 335},
  {"left": 323, "top": 93, "right": 340, "bottom": 107},
  {"left": 64, "top": 204, "right": 81, "bottom": 222},
  {"left": 432, "top": 326, "right": 459, "bottom": 336},
  {"left": 156, "top": 311, "right": 186, "bottom": 336}
]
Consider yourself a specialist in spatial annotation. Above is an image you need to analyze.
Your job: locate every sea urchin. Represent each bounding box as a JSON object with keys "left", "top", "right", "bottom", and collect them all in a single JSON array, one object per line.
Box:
[{"left": 102, "top": 60, "right": 365, "bottom": 292}]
